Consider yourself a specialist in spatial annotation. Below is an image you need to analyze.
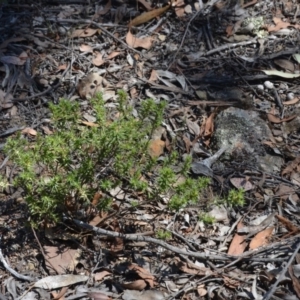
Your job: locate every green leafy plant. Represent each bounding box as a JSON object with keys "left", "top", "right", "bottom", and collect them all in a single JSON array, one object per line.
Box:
[
  {"left": 5, "top": 91, "right": 210, "bottom": 225},
  {"left": 199, "top": 213, "right": 215, "bottom": 225},
  {"left": 226, "top": 188, "right": 245, "bottom": 207},
  {"left": 156, "top": 229, "right": 172, "bottom": 240}
]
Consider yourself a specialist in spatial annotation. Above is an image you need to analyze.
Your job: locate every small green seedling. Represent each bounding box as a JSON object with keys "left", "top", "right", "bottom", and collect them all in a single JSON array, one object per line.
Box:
[
  {"left": 226, "top": 188, "right": 245, "bottom": 207},
  {"left": 156, "top": 229, "right": 172, "bottom": 240},
  {"left": 199, "top": 213, "right": 215, "bottom": 225}
]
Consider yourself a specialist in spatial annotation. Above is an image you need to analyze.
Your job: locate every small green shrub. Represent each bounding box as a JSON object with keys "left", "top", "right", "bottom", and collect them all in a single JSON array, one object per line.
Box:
[
  {"left": 226, "top": 188, "right": 245, "bottom": 207},
  {"left": 5, "top": 91, "right": 210, "bottom": 225},
  {"left": 156, "top": 229, "right": 172, "bottom": 240},
  {"left": 198, "top": 213, "right": 215, "bottom": 225}
]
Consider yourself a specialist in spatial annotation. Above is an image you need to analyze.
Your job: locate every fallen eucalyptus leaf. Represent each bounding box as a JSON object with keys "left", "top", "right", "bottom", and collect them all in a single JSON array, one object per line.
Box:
[
  {"left": 34, "top": 275, "right": 89, "bottom": 290},
  {"left": 262, "top": 70, "right": 300, "bottom": 78}
]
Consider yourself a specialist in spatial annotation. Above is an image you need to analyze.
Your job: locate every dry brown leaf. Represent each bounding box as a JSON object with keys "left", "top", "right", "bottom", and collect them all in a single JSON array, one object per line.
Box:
[
  {"left": 126, "top": 31, "right": 153, "bottom": 49},
  {"left": 122, "top": 280, "right": 147, "bottom": 290},
  {"left": 175, "top": 6, "right": 185, "bottom": 17},
  {"left": 283, "top": 97, "right": 299, "bottom": 105},
  {"left": 197, "top": 285, "right": 207, "bottom": 297},
  {"left": 148, "top": 139, "right": 165, "bottom": 158},
  {"left": 71, "top": 28, "right": 98, "bottom": 38},
  {"left": 93, "top": 52, "right": 105, "bottom": 66},
  {"left": 274, "top": 59, "right": 295, "bottom": 72},
  {"left": 226, "top": 25, "right": 234, "bottom": 37},
  {"left": 242, "top": 0, "right": 257, "bottom": 8},
  {"left": 291, "top": 172, "right": 300, "bottom": 187},
  {"left": 88, "top": 291, "right": 112, "bottom": 300},
  {"left": 186, "top": 119, "right": 200, "bottom": 136},
  {"left": 80, "top": 121, "right": 100, "bottom": 127},
  {"left": 91, "top": 191, "right": 102, "bottom": 206},
  {"left": 106, "top": 51, "right": 121, "bottom": 60},
  {"left": 57, "top": 64, "right": 68, "bottom": 71},
  {"left": 267, "top": 17, "right": 300, "bottom": 32},
  {"left": 0, "top": 90, "right": 13, "bottom": 109},
  {"left": 21, "top": 127, "right": 37, "bottom": 136},
  {"left": 282, "top": 156, "right": 300, "bottom": 177},
  {"left": 128, "top": 264, "right": 156, "bottom": 288},
  {"left": 182, "top": 135, "right": 191, "bottom": 153},
  {"left": 275, "top": 183, "right": 297, "bottom": 200},
  {"left": 128, "top": 5, "right": 170, "bottom": 27},
  {"left": 227, "top": 222, "right": 247, "bottom": 256},
  {"left": 204, "top": 112, "right": 215, "bottom": 137},
  {"left": 276, "top": 214, "right": 300, "bottom": 234},
  {"left": 93, "top": 271, "right": 111, "bottom": 281},
  {"left": 175, "top": 258, "right": 212, "bottom": 275},
  {"left": 230, "top": 177, "right": 253, "bottom": 191},
  {"left": 79, "top": 44, "right": 93, "bottom": 53},
  {"left": 43, "top": 246, "right": 81, "bottom": 274},
  {"left": 89, "top": 211, "right": 108, "bottom": 227},
  {"left": 149, "top": 69, "right": 159, "bottom": 82},
  {"left": 249, "top": 227, "right": 274, "bottom": 250},
  {"left": 267, "top": 113, "right": 296, "bottom": 123},
  {"left": 51, "top": 286, "right": 68, "bottom": 300},
  {"left": 223, "top": 276, "right": 240, "bottom": 289},
  {"left": 41, "top": 126, "right": 53, "bottom": 135},
  {"left": 289, "top": 265, "right": 300, "bottom": 299}
]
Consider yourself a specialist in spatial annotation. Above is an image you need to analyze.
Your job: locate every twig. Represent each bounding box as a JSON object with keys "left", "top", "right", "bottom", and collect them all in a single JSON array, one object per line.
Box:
[
  {"left": 205, "top": 38, "right": 257, "bottom": 56},
  {"left": 170, "top": 11, "right": 200, "bottom": 67},
  {"left": 170, "top": 231, "right": 198, "bottom": 252},
  {"left": 0, "top": 243, "right": 35, "bottom": 282},
  {"left": 262, "top": 240, "right": 300, "bottom": 300},
  {"left": 69, "top": 218, "right": 296, "bottom": 263},
  {"left": 46, "top": 18, "right": 141, "bottom": 55}
]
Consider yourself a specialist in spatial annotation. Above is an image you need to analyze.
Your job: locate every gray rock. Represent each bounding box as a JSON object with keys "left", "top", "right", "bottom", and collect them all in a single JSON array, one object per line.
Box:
[{"left": 212, "top": 107, "right": 283, "bottom": 173}]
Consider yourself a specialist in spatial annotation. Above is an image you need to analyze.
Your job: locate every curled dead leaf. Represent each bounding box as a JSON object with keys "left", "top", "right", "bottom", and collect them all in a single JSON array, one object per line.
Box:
[
  {"left": 267, "top": 113, "right": 296, "bottom": 123},
  {"left": 122, "top": 280, "right": 147, "bottom": 290},
  {"left": 283, "top": 97, "right": 299, "bottom": 105}
]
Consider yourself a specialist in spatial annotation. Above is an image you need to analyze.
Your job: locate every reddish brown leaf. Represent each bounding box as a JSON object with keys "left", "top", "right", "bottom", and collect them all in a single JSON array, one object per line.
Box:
[
  {"left": 249, "top": 227, "right": 274, "bottom": 250},
  {"left": 93, "top": 271, "right": 111, "bottom": 281},
  {"left": 288, "top": 265, "right": 300, "bottom": 299},
  {"left": 283, "top": 97, "right": 299, "bottom": 105},
  {"left": 128, "top": 5, "right": 170, "bottom": 27},
  {"left": 106, "top": 51, "right": 121, "bottom": 60},
  {"left": 71, "top": 28, "right": 98, "bottom": 38},
  {"left": 267, "top": 113, "right": 296, "bottom": 123},
  {"left": 204, "top": 112, "right": 215, "bottom": 137},
  {"left": 228, "top": 222, "right": 247, "bottom": 256},
  {"left": 148, "top": 139, "right": 165, "bottom": 158}
]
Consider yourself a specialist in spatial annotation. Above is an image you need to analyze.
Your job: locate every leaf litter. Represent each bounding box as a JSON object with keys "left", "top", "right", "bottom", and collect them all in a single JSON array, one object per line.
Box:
[{"left": 0, "top": 0, "right": 300, "bottom": 299}]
